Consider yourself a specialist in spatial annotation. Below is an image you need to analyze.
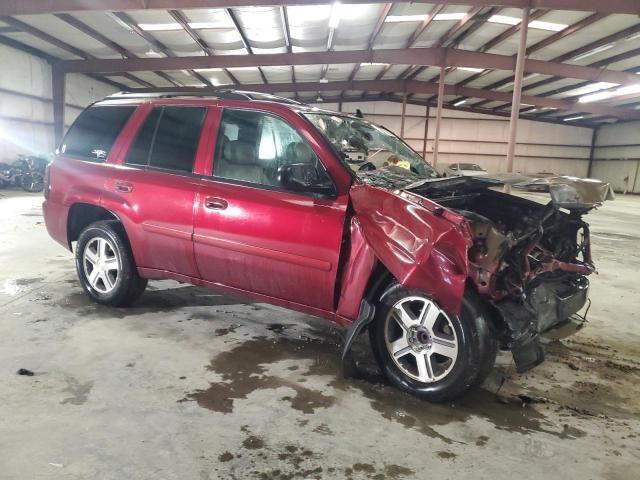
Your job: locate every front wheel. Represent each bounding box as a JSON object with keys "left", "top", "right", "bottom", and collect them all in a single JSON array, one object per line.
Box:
[
  {"left": 370, "top": 283, "right": 497, "bottom": 402},
  {"left": 75, "top": 220, "right": 147, "bottom": 307}
]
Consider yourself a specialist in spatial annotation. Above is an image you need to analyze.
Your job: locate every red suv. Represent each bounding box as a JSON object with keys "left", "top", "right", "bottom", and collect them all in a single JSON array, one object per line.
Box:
[{"left": 43, "top": 91, "right": 610, "bottom": 401}]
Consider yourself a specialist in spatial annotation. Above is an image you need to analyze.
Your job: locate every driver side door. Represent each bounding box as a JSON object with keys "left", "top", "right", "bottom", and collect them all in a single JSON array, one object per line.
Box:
[{"left": 192, "top": 107, "right": 348, "bottom": 311}]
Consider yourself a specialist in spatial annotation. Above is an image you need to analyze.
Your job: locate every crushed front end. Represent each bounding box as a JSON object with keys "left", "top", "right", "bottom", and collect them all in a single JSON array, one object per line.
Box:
[{"left": 408, "top": 176, "right": 612, "bottom": 372}]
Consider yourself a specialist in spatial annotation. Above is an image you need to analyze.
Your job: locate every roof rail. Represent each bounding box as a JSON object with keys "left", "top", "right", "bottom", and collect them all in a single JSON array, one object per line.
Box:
[{"left": 105, "top": 89, "right": 303, "bottom": 105}]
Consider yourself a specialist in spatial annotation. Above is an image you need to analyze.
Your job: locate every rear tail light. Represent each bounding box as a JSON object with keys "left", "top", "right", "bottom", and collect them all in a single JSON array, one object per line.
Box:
[{"left": 43, "top": 164, "right": 51, "bottom": 200}]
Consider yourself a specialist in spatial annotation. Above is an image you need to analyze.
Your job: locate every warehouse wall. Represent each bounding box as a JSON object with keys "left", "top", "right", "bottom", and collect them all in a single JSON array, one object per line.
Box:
[
  {"left": 316, "top": 101, "right": 594, "bottom": 177},
  {"left": 0, "top": 44, "right": 116, "bottom": 162},
  {"left": 591, "top": 121, "right": 640, "bottom": 194}
]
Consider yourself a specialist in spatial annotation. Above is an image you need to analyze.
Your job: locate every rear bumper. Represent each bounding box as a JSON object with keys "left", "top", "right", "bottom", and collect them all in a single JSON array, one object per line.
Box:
[
  {"left": 42, "top": 199, "right": 71, "bottom": 251},
  {"left": 493, "top": 275, "right": 589, "bottom": 372}
]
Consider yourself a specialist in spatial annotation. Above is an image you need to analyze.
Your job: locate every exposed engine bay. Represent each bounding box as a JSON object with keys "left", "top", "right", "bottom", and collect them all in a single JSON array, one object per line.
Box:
[{"left": 408, "top": 176, "right": 610, "bottom": 372}]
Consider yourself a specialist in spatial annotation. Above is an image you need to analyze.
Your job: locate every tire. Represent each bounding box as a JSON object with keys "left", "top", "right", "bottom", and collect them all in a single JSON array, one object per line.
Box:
[
  {"left": 75, "top": 220, "right": 147, "bottom": 307},
  {"left": 370, "top": 282, "right": 497, "bottom": 402},
  {"left": 21, "top": 172, "right": 44, "bottom": 192}
]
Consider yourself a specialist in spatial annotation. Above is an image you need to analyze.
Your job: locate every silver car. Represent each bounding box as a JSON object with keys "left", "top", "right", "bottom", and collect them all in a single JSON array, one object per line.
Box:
[{"left": 443, "top": 163, "right": 488, "bottom": 177}]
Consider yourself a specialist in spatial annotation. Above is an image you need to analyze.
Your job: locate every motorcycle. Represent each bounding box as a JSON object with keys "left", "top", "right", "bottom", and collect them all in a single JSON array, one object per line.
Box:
[{"left": 0, "top": 155, "right": 50, "bottom": 192}]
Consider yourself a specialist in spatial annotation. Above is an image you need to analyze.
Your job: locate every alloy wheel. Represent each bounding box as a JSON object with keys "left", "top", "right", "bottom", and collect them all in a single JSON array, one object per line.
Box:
[
  {"left": 83, "top": 237, "right": 120, "bottom": 294},
  {"left": 384, "top": 296, "right": 459, "bottom": 383}
]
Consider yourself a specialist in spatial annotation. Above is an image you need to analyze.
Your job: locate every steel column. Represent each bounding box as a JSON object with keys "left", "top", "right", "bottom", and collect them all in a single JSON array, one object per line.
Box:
[
  {"left": 52, "top": 66, "right": 65, "bottom": 147},
  {"left": 400, "top": 94, "right": 407, "bottom": 139},
  {"left": 505, "top": 5, "right": 530, "bottom": 175},
  {"left": 587, "top": 126, "right": 599, "bottom": 178},
  {"left": 433, "top": 67, "right": 446, "bottom": 168},
  {"left": 422, "top": 105, "right": 430, "bottom": 160}
]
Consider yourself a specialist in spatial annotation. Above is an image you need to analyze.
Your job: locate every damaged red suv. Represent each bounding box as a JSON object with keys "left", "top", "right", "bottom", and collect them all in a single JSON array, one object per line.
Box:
[{"left": 43, "top": 91, "right": 612, "bottom": 401}]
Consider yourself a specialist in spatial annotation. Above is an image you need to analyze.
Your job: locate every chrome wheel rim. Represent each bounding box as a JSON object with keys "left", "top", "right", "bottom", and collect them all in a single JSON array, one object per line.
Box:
[
  {"left": 83, "top": 237, "right": 120, "bottom": 294},
  {"left": 384, "top": 296, "right": 459, "bottom": 383}
]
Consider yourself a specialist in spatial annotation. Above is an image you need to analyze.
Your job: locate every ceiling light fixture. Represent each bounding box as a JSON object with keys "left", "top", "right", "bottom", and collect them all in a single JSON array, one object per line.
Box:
[
  {"left": 144, "top": 49, "right": 163, "bottom": 57},
  {"left": 457, "top": 67, "right": 484, "bottom": 73},
  {"left": 528, "top": 20, "right": 568, "bottom": 32},
  {"left": 319, "top": 78, "right": 329, "bottom": 83},
  {"left": 434, "top": 13, "right": 466, "bottom": 21},
  {"left": 579, "top": 83, "right": 640, "bottom": 103},
  {"left": 453, "top": 99, "right": 467, "bottom": 106},
  {"left": 385, "top": 14, "right": 427, "bottom": 23},
  {"left": 488, "top": 15, "right": 520, "bottom": 26},
  {"left": 328, "top": 2, "right": 341, "bottom": 29},
  {"left": 138, "top": 23, "right": 182, "bottom": 31},
  {"left": 488, "top": 15, "right": 567, "bottom": 31},
  {"left": 563, "top": 115, "right": 584, "bottom": 121},
  {"left": 572, "top": 43, "right": 616, "bottom": 61},
  {"left": 316, "top": 95, "right": 324, "bottom": 102},
  {"left": 361, "top": 62, "right": 388, "bottom": 66},
  {"left": 570, "top": 81, "right": 619, "bottom": 96}
]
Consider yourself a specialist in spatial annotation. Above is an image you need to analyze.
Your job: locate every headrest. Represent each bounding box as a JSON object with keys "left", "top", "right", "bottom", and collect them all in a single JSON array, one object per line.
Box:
[
  {"left": 286, "top": 142, "right": 315, "bottom": 164},
  {"left": 225, "top": 140, "right": 257, "bottom": 166}
]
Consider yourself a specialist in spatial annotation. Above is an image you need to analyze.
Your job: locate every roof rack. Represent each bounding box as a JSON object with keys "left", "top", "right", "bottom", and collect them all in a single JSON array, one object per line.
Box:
[{"left": 105, "top": 89, "right": 303, "bottom": 105}]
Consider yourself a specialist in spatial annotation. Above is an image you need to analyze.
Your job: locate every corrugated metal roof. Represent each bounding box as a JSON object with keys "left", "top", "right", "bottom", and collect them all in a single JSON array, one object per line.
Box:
[{"left": 1, "top": 2, "right": 639, "bottom": 125}]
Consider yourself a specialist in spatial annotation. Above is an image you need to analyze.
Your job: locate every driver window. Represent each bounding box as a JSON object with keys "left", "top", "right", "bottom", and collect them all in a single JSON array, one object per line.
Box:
[{"left": 213, "top": 109, "right": 330, "bottom": 189}]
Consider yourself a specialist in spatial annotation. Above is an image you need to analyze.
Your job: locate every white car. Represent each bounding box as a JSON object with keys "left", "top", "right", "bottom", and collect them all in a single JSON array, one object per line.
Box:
[{"left": 443, "top": 163, "right": 488, "bottom": 177}]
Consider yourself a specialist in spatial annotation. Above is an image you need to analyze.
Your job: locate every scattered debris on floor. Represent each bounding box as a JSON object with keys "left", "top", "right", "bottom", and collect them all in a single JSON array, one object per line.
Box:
[{"left": 16, "top": 368, "right": 34, "bottom": 376}]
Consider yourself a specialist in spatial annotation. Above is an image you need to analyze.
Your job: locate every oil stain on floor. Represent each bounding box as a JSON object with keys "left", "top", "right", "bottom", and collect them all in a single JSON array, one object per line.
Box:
[{"left": 179, "top": 327, "right": 588, "bottom": 445}]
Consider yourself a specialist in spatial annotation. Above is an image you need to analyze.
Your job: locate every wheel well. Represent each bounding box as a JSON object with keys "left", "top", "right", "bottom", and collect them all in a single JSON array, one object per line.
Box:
[
  {"left": 67, "top": 203, "right": 119, "bottom": 248},
  {"left": 364, "top": 262, "right": 395, "bottom": 304}
]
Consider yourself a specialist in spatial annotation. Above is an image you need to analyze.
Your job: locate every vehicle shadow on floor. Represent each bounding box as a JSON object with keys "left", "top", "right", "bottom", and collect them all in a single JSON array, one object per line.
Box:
[{"left": 56, "top": 283, "right": 254, "bottom": 319}]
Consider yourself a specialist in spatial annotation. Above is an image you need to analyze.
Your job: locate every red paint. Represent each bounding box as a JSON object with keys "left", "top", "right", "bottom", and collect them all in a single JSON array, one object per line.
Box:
[
  {"left": 349, "top": 185, "right": 471, "bottom": 315},
  {"left": 43, "top": 96, "right": 474, "bottom": 324},
  {"left": 336, "top": 217, "right": 378, "bottom": 319}
]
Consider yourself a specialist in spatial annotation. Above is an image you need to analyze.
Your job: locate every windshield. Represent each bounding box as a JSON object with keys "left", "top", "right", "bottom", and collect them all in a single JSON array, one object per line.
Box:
[{"left": 304, "top": 113, "right": 438, "bottom": 188}]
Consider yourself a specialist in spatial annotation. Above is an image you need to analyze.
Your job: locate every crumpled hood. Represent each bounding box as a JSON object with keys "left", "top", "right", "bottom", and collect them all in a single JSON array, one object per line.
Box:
[
  {"left": 537, "top": 176, "right": 614, "bottom": 209},
  {"left": 395, "top": 173, "right": 613, "bottom": 211},
  {"left": 489, "top": 174, "right": 615, "bottom": 209}
]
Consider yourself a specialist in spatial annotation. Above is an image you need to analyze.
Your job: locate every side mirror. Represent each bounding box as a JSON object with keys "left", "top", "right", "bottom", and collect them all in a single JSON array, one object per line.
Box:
[{"left": 277, "top": 163, "right": 336, "bottom": 198}]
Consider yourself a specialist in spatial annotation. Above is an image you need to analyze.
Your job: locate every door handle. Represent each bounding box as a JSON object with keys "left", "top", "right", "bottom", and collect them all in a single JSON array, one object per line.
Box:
[
  {"left": 204, "top": 197, "right": 228, "bottom": 210},
  {"left": 114, "top": 181, "right": 133, "bottom": 193}
]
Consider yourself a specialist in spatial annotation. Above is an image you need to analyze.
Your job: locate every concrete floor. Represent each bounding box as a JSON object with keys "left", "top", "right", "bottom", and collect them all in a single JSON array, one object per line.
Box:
[{"left": 0, "top": 188, "right": 638, "bottom": 479}]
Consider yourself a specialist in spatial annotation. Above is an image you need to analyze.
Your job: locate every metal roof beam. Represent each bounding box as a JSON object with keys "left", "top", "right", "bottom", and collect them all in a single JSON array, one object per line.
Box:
[
  {"left": 122, "top": 78, "right": 640, "bottom": 120},
  {"left": 470, "top": 23, "right": 640, "bottom": 97},
  {"left": 54, "top": 13, "right": 178, "bottom": 87},
  {"left": 1, "top": 15, "right": 154, "bottom": 88},
  {"left": 2, "top": 1, "right": 639, "bottom": 16},
  {"left": 225, "top": 8, "right": 268, "bottom": 84},
  {"left": 59, "top": 47, "right": 640, "bottom": 87},
  {"left": 111, "top": 11, "right": 209, "bottom": 86}
]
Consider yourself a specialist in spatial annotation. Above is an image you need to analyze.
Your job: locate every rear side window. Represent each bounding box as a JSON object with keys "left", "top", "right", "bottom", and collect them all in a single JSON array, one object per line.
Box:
[
  {"left": 125, "top": 108, "right": 161, "bottom": 167},
  {"left": 61, "top": 106, "right": 135, "bottom": 161},
  {"left": 125, "top": 106, "right": 206, "bottom": 173}
]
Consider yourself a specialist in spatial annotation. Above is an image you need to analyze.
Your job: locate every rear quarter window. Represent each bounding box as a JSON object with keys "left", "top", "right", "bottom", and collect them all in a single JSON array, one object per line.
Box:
[
  {"left": 124, "top": 106, "right": 206, "bottom": 173},
  {"left": 60, "top": 105, "right": 136, "bottom": 162}
]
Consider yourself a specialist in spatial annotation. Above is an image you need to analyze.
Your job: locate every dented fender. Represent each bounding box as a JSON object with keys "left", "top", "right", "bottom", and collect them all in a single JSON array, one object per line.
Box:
[{"left": 348, "top": 184, "right": 472, "bottom": 315}]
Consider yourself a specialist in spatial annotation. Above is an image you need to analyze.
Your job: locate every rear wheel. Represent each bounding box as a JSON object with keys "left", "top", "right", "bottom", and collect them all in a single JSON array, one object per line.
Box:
[
  {"left": 75, "top": 221, "right": 147, "bottom": 307},
  {"left": 21, "top": 172, "right": 44, "bottom": 192},
  {"left": 370, "top": 282, "right": 497, "bottom": 402}
]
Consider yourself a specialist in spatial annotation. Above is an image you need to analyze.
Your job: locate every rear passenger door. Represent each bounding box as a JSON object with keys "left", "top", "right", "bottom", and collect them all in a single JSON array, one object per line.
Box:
[
  {"left": 192, "top": 108, "right": 348, "bottom": 311},
  {"left": 102, "top": 105, "right": 207, "bottom": 277}
]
